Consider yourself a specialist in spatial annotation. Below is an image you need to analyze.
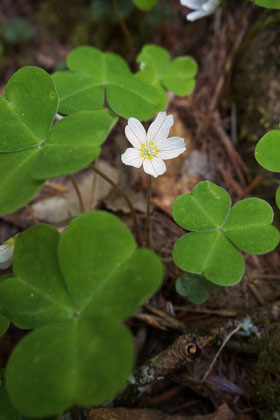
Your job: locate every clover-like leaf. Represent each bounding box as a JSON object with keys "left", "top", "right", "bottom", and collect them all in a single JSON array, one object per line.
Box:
[
  {"left": 255, "top": 130, "right": 280, "bottom": 172},
  {"left": 223, "top": 198, "right": 279, "bottom": 254},
  {"left": 0, "top": 211, "right": 163, "bottom": 417},
  {"left": 173, "top": 181, "right": 231, "bottom": 231},
  {"left": 0, "top": 226, "right": 73, "bottom": 329},
  {"left": 173, "top": 181, "right": 279, "bottom": 286},
  {"left": 276, "top": 186, "right": 280, "bottom": 210},
  {"left": 251, "top": 0, "right": 280, "bottom": 8},
  {"left": 173, "top": 230, "right": 245, "bottom": 286},
  {"left": 0, "top": 66, "right": 118, "bottom": 215},
  {"left": 136, "top": 44, "right": 198, "bottom": 110},
  {"left": 0, "top": 316, "right": 9, "bottom": 337},
  {"left": 133, "top": 0, "right": 157, "bottom": 11},
  {"left": 160, "top": 57, "right": 198, "bottom": 95},
  {"left": 176, "top": 274, "right": 209, "bottom": 304},
  {"left": 0, "top": 369, "right": 20, "bottom": 420},
  {"left": 176, "top": 273, "right": 220, "bottom": 304},
  {"left": 0, "top": 369, "right": 57, "bottom": 420},
  {"left": 52, "top": 46, "right": 159, "bottom": 120}
]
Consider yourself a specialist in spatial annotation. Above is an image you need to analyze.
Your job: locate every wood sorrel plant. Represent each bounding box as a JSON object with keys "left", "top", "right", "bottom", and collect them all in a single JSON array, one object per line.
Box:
[
  {"left": 0, "top": 33, "right": 279, "bottom": 418},
  {"left": 0, "top": 212, "right": 163, "bottom": 417},
  {"left": 172, "top": 181, "right": 279, "bottom": 287},
  {"left": 0, "top": 44, "right": 196, "bottom": 417},
  {"left": 255, "top": 128, "right": 280, "bottom": 209}
]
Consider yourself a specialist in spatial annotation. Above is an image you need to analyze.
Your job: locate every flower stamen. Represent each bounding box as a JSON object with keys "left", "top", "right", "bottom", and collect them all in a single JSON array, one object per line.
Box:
[{"left": 141, "top": 140, "right": 159, "bottom": 160}]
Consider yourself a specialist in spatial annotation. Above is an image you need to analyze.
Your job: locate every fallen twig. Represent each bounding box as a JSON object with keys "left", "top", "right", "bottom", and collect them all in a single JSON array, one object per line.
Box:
[{"left": 116, "top": 333, "right": 211, "bottom": 406}]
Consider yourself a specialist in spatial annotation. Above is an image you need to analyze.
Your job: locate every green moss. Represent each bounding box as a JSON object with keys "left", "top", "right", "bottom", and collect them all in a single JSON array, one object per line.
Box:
[{"left": 251, "top": 324, "right": 280, "bottom": 416}]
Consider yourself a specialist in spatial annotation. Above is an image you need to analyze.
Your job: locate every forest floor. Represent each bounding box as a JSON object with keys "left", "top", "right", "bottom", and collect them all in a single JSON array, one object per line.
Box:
[{"left": 0, "top": 1, "right": 280, "bottom": 419}]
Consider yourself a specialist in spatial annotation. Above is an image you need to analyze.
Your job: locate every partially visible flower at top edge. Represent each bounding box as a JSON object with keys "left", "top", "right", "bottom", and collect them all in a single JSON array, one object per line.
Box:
[
  {"left": 0, "top": 237, "right": 16, "bottom": 270},
  {"left": 180, "top": 0, "right": 220, "bottom": 21},
  {"left": 121, "top": 112, "right": 186, "bottom": 178}
]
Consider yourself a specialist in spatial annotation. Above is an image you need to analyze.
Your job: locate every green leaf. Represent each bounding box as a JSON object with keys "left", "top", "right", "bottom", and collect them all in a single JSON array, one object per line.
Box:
[
  {"left": 133, "top": 0, "right": 157, "bottom": 10},
  {"left": 161, "top": 57, "right": 198, "bottom": 95},
  {"left": 0, "top": 150, "right": 43, "bottom": 216},
  {"left": 0, "top": 368, "right": 59, "bottom": 420},
  {"left": 0, "top": 211, "right": 163, "bottom": 416},
  {"left": 136, "top": 45, "right": 197, "bottom": 102},
  {"left": 0, "top": 67, "right": 117, "bottom": 215},
  {"left": 176, "top": 273, "right": 208, "bottom": 304},
  {"left": 251, "top": 0, "right": 280, "bottom": 8},
  {"left": 276, "top": 186, "right": 280, "bottom": 210},
  {"left": 173, "top": 181, "right": 231, "bottom": 231},
  {"left": 6, "top": 318, "right": 133, "bottom": 418},
  {"left": 224, "top": 198, "right": 279, "bottom": 254},
  {"left": 0, "top": 67, "right": 58, "bottom": 153},
  {"left": 58, "top": 212, "right": 163, "bottom": 319},
  {"left": 0, "top": 369, "right": 19, "bottom": 420},
  {"left": 32, "top": 109, "right": 117, "bottom": 179},
  {"left": 0, "top": 316, "right": 9, "bottom": 337},
  {"left": 52, "top": 71, "right": 104, "bottom": 114},
  {"left": 137, "top": 44, "right": 170, "bottom": 74},
  {"left": 53, "top": 46, "right": 159, "bottom": 120},
  {"left": 172, "top": 181, "right": 279, "bottom": 286},
  {"left": 0, "top": 225, "right": 73, "bottom": 329},
  {"left": 173, "top": 231, "right": 245, "bottom": 286},
  {"left": 255, "top": 130, "right": 280, "bottom": 172}
]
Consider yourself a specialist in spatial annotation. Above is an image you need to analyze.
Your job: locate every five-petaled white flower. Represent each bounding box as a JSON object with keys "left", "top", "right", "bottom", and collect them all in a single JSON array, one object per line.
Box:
[
  {"left": 121, "top": 112, "right": 186, "bottom": 178},
  {"left": 180, "top": 0, "right": 219, "bottom": 21},
  {"left": 0, "top": 237, "right": 15, "bottom": 270}
]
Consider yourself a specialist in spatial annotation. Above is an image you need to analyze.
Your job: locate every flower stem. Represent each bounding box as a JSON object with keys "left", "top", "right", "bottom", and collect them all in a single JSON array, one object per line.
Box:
[
  {"left": 88, "top": 159, "right": 99, "bottom": 210},
  {"left": 145, "top": 175, "right": 152, "bottom": 248},
  {"left": 112, "top": 0, "right": 134, "bottom": 53},
  {"left": 89, "top": 165, "right": 143, "bottom": 246},
  {"left": 68, "top": 174, "right": 85, "bottom": 214}
]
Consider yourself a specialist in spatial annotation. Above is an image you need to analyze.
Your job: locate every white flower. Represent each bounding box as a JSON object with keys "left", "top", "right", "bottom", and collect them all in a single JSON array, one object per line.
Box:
[
  {"left": 0, "top": 237, "right": 15, "bottom": 269},
  {"left": 180, "top": 0, "right": 219, "bottom": 21},
  {"left": 121, "top": 112, "right": 186, "bottom": 178}
]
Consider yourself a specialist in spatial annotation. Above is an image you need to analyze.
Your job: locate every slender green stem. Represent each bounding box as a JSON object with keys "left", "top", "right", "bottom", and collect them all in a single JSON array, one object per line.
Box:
[
  {"left": 88, "top": 159, "right": 99, "bottom": 210},
  {"left": 68, "top": 174, "right": 85, "bottom": 214},
  {"left": 145, "top": 175, "right": 152, "bottom": 248},
  {"left": 89, "top": 165, "right": 143, "bottom": 246},
  {"left": 112, "top": 0, "right": 134, "bottom": 53}
]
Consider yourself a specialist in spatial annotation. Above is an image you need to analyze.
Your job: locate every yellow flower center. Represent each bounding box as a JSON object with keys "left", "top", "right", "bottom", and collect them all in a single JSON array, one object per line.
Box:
[{"left": 140, "top": 141, "right": 159, "bottom": 160}]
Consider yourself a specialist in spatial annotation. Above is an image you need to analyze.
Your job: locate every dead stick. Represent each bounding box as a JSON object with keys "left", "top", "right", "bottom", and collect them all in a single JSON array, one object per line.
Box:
[{"left": 117, "top": 333, "right": 211, "bottom": 406}]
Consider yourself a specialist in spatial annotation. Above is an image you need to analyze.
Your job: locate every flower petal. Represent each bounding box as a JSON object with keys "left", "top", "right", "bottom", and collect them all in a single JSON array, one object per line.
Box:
[
  {"left": 143, "top": 157, "right": 166, "bottom": 178},
  {"left": 0, "top": 245, "right": 14, "bottom": 269},
  {"left": 202, "top": 0, "right": 219, "bottom": 12},
  {"left": 147, "top": 112, "right": 174, "bottom": 147},
  {"left": 180, "top": 0, "right": 204, "bottom": 9},
  {"left": 186, "top": 9, "right": 208, "bottom": 20},
  {"left": 121, "top": 148, "right": 144, "bottom": 168},
  {"left": 125, "top": 118, "right": 146, "bottom": 149},
  {"left": 157, "top": 136, "right": 186, "bottom": 160}
]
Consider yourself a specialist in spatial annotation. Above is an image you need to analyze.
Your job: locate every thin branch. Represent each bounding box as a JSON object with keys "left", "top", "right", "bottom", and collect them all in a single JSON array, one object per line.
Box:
[{"left": 202, "top": 323, "right": 242, "bottom": 383}]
